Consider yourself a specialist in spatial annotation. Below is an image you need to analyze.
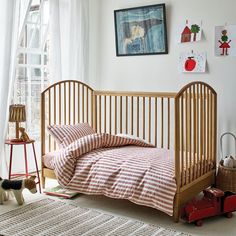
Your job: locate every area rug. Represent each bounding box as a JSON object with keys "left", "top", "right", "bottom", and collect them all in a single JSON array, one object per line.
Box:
[{"left": 0, "top": 198, "right": 191, "bottom": 236}]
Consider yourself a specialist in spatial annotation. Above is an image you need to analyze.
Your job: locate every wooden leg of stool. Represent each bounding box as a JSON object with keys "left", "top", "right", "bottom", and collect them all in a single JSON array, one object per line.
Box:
[
  {"left": 8, "top": 145, "right": 13, "bottom": 180},
  {"left": 23, "top": 144, "right": 29, "bottom": 178},
  {"left": 32, "top": 143, "right": 41, "bottom": 193},
  {"left": 41, "top": 172, "right": 46, "bottom": 189}
]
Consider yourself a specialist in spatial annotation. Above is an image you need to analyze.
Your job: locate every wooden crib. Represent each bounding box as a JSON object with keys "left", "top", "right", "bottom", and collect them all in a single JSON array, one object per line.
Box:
[{"left": 41, "top": 80, "right": 217, "bottom": 222}]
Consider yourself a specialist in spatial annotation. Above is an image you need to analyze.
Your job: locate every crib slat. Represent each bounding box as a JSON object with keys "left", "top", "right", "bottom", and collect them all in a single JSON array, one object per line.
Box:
[
  {"left": 143, "top": 97, "right": 145, "bottom": 140},
  {"left": 131, "top": 96, "right": 133, "bottom": 135},
  {"left": 137, "top": 97, "right": 139, "bottom": 137},
  {"left": 213, "top": 92, "right": 217, "bottom": 169},
  {"left": 185, "top": 90, "right": 189, "bottom": 184},
  {"left": 206, "top": 88, "right": 210, "bottom": 172},
  {"left": 196, "top": 84, "right": 200, "bottom": 178},
  {"left": 49, "top": 89, "right": 51, "bottom": 151},
  {"left": 181, "top": 95, "right": 184, "bottom": 186},
  {"left": 104, "top": 95, "right": 107, "bottom": 133},
  {"left": 64, "top": 83, "right": 66, "bottom": 124},
  {"left": 200, "top": 84, "right": 203, "bottom": 176},
  {"left": 78, "top": 83, "right": 80, "bottom": 123},
  {"left": 86, "top": 87, "right": 89, "bottom": 123},
  {"left": 93, "top": 95, "right": 98, "bottom": 132},
  {"left": 193, "top": 85, "right": 197, "bottom": 180},
  {"left": 189, "top": 87, "right": 192, "bottom": 182},
  {"left": 167, "top": 98, "right": 170, "bottom": 149},
  {"left": 115, "top": 96, "right": 117, "bottom": 134},
  {"left": 149, "top": 97, "right": 151, "bottom": 143},
  {"left": 209, "top": 92, "right": 212, "bottom": 164},
  {"left": 161, "top": 97, "right": 164, "bottom": 148},
  {"left": 126, "top": 96, "right": 128, "bottom": 134},
  {"left": 82, "top": 85, "right": 84, "bottom": 123},
  {"left": 203, "top": 86, "right": 206, "bottom": 174},
  {"left": 69, "top": 82, "right": 71, "bottom": 124},
  {"left": 90, "top": 90, "right": 93, "bottom": 125},
  {"left": 120, "top": 96, "right": 122, "bottom": 133},
  {"left": 99, "top": 95, "right": 101, "bottom": 133},
  {"left": 175, "top": 95, "right": 181, "bottom": 188},
  {"left": 54, "top": 86, "right": 56, "bottom": 150},
  {"left": 109, "top": 96, "right": 112, "bottom": 134},
  {"left": 73, "top": 82, "right": 76, "bottom": 124},
  {"left": 155, "top": 97, "right": 157, "bottom": 147},
  {"left": 59, "top": 83, "right": 61, "bottom": 124},
  {"left": 41, "top": 93, "right": 45, "bottom": 155}
]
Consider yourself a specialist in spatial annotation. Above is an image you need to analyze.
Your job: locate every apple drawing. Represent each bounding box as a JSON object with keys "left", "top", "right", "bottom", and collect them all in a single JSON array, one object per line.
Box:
[{"left": 185, "top": 56, "right": 196, "bottom": 71}]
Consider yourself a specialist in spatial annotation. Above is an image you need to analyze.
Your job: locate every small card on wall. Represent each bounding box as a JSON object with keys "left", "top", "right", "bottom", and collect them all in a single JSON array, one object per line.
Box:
[
  {"left": 215, "top": 25, "right": 236, "bottom": 56},
  {"left": 176, "top": 20, "right": 202, "bottom": 44},
  {"left": 179, "top": 51, "right": 207, "bottom": 73}
]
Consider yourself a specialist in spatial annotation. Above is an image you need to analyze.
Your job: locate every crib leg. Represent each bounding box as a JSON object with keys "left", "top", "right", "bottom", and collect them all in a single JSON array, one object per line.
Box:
[
  {"left": 173, "top": 207, "right": 180, "bottom": 223},
  {"left": 41, "top": 174, "right": 45, "bottom": 189},
  {"left": 173, "top": 193, "right": 180, "bottom": 223}
]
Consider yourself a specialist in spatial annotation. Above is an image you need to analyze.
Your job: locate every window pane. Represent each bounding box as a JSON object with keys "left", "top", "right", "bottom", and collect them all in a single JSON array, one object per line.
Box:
[
  {"left": 26, "top": 24, "right": 40, "bottom": 48},
  {"left": 44, "top": 55, "right": 48, "bottom": 65},
  {"left": 31, "top": 67, "right": 41, "bottom": 77},
  {"left": 28, "top": 8, "right": 39, "bottom": 24},
  {"left": 28, "top": 54, "right": 41, "bottom": 65},
  {"left": 16, "top": 67, "right": 27, "bottom": 79},
  {"left": 10, "top": 0, "right": 49, "bottom": 141},
  {"left": 15, "top": 77, "right": 29, "bottom": 104},
  {"left": 43, "top": 1, "right": 49, "bottom": 24},
  {"left": 17, "top": 53, "right": 26, "bottom": 64}
]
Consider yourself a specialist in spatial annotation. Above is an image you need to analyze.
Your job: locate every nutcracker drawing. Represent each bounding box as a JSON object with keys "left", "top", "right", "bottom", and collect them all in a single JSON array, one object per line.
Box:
[{"left": 218, "top": 30, "right": 231, "bottom": 55}]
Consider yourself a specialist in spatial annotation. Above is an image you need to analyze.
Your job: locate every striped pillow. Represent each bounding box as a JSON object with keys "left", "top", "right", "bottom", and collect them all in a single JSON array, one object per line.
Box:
[{"left": 47, "top": 123, "right": 96, "bottom": 148}]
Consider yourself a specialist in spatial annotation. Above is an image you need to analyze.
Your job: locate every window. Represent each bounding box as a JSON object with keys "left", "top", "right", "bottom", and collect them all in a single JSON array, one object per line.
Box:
[{"left": 9, "top": 0, "right": 49, "bottom": 141}]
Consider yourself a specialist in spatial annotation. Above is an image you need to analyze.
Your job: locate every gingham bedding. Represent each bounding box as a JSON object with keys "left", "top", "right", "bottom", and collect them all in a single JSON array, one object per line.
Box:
[{"left": 46, "top": 133, "right": 177, "bottom": 216}]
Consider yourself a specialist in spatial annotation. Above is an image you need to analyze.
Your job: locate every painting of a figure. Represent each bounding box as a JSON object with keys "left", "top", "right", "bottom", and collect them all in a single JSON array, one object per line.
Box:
[
  {"left": 215, "top": 25, "right": 236, "bottom": 57},
  {"left": 114, "top": 4, "right": 168, "bottom": 56}
]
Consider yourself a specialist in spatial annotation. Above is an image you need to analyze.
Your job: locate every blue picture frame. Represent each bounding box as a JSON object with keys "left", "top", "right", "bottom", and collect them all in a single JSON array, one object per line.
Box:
[{"left": 114, "top": 4, "right": 168, "bottom": 56}]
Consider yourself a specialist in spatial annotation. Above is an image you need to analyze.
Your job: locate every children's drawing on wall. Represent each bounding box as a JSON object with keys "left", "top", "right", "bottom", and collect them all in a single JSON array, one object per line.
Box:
[
  {"left": 177, "top": 20, "right": 202, "bottom": 44},
  {"left": 215, "top": 25, "right": 236, "bottom": 56},
  {"left": 218, "top": 30, "right": 231, "bottom": 55},
  {"left": 179, "top": 51, "right": 206, "bottom": 73}
]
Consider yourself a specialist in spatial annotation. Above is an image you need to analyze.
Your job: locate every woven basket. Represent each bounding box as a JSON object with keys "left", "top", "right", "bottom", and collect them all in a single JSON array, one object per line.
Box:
[
  {"left": 216, "top": 132, "right": 236, "bottom": 193},
  {"left": 216, "top": 160, "right": 236, "bottom": 193}
]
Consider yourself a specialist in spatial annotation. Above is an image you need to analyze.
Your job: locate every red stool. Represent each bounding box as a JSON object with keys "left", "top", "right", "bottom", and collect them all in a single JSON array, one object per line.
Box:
[{"left": 5, "top": 139, "right": 41, "bottom": 193}]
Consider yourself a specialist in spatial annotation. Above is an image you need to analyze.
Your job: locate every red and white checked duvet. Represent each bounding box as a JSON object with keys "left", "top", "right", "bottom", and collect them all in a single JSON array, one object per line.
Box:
[{"left": 50, "top": 133, "right": 177, "bottom": 216}]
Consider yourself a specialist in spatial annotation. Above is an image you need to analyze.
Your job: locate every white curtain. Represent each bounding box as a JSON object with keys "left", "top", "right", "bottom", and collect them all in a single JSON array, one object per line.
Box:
[
  {"left": 0, "top": 0, "right": 30, "bottom": 178},
  {"left": 49, "top": 0, "right": 89, "bottom": 84}
]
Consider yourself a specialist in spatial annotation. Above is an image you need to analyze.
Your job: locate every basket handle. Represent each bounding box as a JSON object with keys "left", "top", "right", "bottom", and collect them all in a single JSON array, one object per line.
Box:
[{"left": 220, "top": 132, "right": 236, "bottom": 160}]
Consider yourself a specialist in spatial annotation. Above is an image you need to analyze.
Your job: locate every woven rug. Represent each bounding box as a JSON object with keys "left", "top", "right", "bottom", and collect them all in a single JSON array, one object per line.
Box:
[{"left": 0, "top": 198, "right": 191, "bottom": 236}]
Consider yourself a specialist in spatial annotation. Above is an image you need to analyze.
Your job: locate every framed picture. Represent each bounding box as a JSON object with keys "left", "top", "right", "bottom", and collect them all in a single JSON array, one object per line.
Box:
[{"left": 114, "top": 4, "right": 168, "bottom": 56}]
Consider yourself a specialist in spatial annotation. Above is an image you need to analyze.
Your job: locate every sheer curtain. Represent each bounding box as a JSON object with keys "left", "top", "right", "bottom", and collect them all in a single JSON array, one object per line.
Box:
[
  {"left": 49, "top": 0, "right": 89, "bottom": 84},
  {"left": 0, "top": 0, "right": 30, "bottom": 178}
]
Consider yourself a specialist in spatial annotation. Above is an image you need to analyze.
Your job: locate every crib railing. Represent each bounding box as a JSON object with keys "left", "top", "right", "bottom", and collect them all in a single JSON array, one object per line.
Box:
[
  {"left": 41, "top": 80, "right": 94, "bottom": 154},
  {"left": 93, "top": 91, "right": 176, "bottom": 149},
  {"left": 175, "top": 82, "right": 217, "bottom": 190}
]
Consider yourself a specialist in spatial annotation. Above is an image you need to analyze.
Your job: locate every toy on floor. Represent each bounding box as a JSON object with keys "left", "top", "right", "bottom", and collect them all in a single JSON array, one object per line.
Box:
[
  {"left": 223, "top": 155, "right": 236, "bottom": 168},
  {"left": 181, "top": 188, "right": 236, "bottom": 226},
  {"left": 0, "top": 176, "right": 37, "bottom": 205},
  {"left": 19, "top": 127, "right": 30, "bottom": 142}
]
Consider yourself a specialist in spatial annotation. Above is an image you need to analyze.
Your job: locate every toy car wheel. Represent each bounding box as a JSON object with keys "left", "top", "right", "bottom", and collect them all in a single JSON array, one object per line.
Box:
[
  {"left": 226, "top": 212, "right": 233, "bottom": 218},
  {"left": 195, "top": 220, "right": 203, "bottom": 227}
]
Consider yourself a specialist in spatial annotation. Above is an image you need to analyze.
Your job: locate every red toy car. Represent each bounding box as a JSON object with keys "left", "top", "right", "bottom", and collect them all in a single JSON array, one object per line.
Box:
[{"left": 182, "top": 188, "right": 236, "bottom": 226}]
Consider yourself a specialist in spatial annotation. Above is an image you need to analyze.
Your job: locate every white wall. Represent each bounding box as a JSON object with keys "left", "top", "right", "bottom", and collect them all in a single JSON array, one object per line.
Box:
[{"left": 96, "top": 0, "right": 236, "bottom": 155}]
